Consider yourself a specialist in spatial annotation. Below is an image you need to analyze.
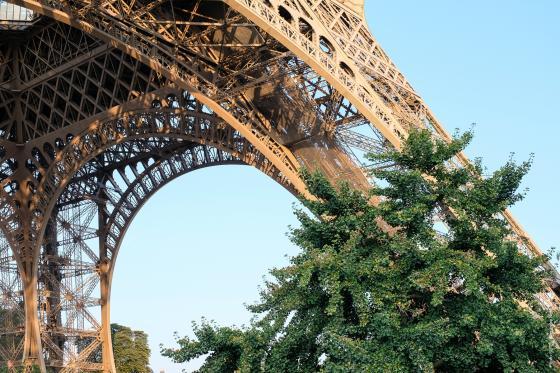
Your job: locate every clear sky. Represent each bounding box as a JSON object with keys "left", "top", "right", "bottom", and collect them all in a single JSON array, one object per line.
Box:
[{"left": 110, "top": 2, "right": 560, "bottom": 372}]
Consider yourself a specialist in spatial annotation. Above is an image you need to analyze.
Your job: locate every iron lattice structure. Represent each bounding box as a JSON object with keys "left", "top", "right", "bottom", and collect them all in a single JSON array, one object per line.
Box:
[{"left": 0, "top": 0, "right": 557, "bottom": 371}]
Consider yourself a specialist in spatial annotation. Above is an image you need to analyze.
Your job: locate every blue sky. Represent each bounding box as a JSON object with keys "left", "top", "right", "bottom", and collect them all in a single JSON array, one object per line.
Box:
[{"left": 110, "top": 2, "right": 560, "bottom": 372}]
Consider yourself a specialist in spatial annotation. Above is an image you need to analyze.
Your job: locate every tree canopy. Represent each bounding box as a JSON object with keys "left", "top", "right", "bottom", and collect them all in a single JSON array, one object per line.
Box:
[
  {"left": 112, "top": 323, "right": 152, "bottom": 373},
  {"left": 162, "top": 129, "right": 560, "bottom": 372}
]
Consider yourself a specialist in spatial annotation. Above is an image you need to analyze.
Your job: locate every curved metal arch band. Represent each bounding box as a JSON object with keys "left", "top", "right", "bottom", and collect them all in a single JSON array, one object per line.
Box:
[
  {"left": 9, "top": 0, "right": 543, "bottom": 271},
  {"left": 29, "top": 107, "right": 295, "bottom": 372},
  {"left": 0, "top": 2, "right": 409, "bottom": 368},
  {"left": 103, "top": 154, "right": 245, "bottom": 266},
  {"left": 2, "top": 0, "right": 405, "bottom": 254},
  {"left": 96, "top": 146, "right": 288, "bottom": 372},
  {"left": 8, "top": 0, "right": 307, "bottom": 196},
  {"left": 7, "top": 0, "right": 408, "bottom": 187},
  {"left": 102, "top": 147, "right": 290, "bottom": 270},
  {"left": 34, "top": 106, "right": 293, "bottom": 256},
  {"left": 0, "top": 1, "right": 553, "bottom": 371},
  {"left": 50, "top": 141, "right": 284, "bottom": 372}
]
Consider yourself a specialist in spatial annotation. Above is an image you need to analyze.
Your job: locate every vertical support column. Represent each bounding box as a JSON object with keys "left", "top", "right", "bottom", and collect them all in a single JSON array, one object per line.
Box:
[
  {"left": 14, "top": 203, "right": 46, "bottom": 373},
  {"left": 11, "top": 43, "right": 45, "bottom": 371},
  {"left": 41, "top": 212, "right": 64, "bottom": 370},
  {"left": 98, "top": 189, "right": 116, "bottom": 373},
  {"left": 99, "top": 260, "right": 115, "bottom": 373},
  {"left": 21, "top": 260, "right": 45, "bottom": 372}
]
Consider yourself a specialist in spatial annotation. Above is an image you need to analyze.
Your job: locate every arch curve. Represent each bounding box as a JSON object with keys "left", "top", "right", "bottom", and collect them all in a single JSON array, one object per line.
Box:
[
  {"left": 0, "top": 1, "right": 402, "bottom": 370},
  {"left": 101, "top": 142, "right": 293, "bottom": 268},
  {"left": 34, "top": 104, "right": 296, "bottom": 256},
  {"left": 7, "top": 0, "right": 307, "bottom": 199},
  {"left": 35, "top": 111, "right": 297, "bottom": 370}
]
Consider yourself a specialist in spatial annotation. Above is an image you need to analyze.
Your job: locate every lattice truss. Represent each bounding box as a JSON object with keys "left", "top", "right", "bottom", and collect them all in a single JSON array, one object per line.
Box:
[
  {"left": 0, "top": 233, "right": 24, "bottom": 371},
  {"left": 40, "top": 200, "right": 103, "bottom": 371},
  {"left": 0, "top": 0, "right": 556, "bottom": 372},
  {"left": 39, "top": 138, "right": 255, "bottom": 372}
]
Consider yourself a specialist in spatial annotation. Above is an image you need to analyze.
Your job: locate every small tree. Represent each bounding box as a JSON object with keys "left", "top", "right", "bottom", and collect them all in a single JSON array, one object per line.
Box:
[
  {"left": 163, "top": 129, "right": 560, "bottom": 372},
  {"left": 112, "top": 323, "right": 152, "bottom": 373}
]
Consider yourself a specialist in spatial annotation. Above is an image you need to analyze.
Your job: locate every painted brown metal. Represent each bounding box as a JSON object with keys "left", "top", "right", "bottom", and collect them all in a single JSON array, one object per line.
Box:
[{"left": 0, "top": 1, "right": 555, "bottom": 371}]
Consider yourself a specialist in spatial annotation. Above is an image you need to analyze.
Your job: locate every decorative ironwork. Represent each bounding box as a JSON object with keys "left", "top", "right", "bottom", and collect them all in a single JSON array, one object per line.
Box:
[{"left": 0, "top": 0, "right": 555, "bottom": 371}]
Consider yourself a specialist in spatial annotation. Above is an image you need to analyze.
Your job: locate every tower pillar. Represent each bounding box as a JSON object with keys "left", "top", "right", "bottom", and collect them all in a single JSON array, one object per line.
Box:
[
  {"left": 21, "top": 264, "right": 45, "bottom": 372},
  {"left": 100, "top": 263, "right": 115, "bottom": 373},
  {"left": 99, "top": 192, "right": 116, "bottom": 373}
]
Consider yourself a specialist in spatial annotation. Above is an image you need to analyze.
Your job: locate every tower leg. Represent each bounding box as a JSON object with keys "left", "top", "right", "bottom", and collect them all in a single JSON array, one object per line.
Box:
[
  {"left": 22, "top": 267, "right": 46, "bottom": 372},
  {"left": 99, "top": 191, "right": 116, "bottom": 373},
  {"left": 100, "top": 263, "right": 115, "bottom": 373}
]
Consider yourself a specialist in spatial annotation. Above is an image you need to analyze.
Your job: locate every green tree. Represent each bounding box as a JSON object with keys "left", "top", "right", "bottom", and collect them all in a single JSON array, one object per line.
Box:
[
  {"left": 162, "top": 130, "right": 560, "bottom": 372},
  {"left": 112, "top": 323, "right": 152, "bottom": 373}
]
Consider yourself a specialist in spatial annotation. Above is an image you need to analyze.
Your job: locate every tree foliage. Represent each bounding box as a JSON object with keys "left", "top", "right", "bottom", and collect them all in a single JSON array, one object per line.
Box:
[
  {"left": 112, "top": 323, "right": 152, "bottom": 373},
  {"left": 162, "top": 129, "right": 560, "bottom": 372}
]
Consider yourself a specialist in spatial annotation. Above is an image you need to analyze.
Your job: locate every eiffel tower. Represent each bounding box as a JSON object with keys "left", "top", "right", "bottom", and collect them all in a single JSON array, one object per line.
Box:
[{"left": 0, "top": 1, "right": 557, "bottom": 371}]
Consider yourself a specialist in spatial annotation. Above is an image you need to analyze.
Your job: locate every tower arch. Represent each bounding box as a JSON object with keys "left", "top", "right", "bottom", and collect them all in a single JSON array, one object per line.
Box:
[
  {"left": 36, "top": 105, "right": 295, "bottom": 371},
  {"left": 0, "top": 1, "right": 553, "bottom": 371}
]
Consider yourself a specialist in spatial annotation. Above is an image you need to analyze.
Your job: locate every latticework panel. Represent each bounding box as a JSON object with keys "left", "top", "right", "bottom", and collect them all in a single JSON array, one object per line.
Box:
[
  {"left": 40, "top": 133, "right": 286, "bottom": 370},
  {"left": 40, "top": 201, "right": 103, "bottom": 371},
  {"left": 0, "top": 232, "right": 24, "bottom": 372},
  {"left": 0, "top": 1, "right": 555, "bottom": 371},
  {"left": 0, "top": 17, "right": 172, "bottom": 143},
  {"left": 19, "top": 49, "right": 164, "bottom": 140}
]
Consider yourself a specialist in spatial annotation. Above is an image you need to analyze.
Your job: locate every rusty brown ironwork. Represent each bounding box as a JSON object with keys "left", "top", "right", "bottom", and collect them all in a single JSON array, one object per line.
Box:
[{"left": 0, "top": 1, "right": 556, "bottom": 371}]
